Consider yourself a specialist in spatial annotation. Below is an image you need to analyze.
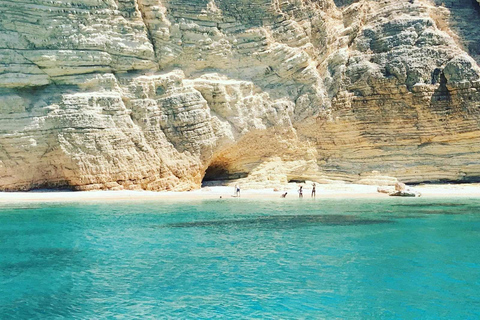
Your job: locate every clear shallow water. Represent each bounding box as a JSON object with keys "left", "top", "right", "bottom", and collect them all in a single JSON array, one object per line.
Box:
[{"left": 1, "top": 198, "right": 480, "bottom": 319}]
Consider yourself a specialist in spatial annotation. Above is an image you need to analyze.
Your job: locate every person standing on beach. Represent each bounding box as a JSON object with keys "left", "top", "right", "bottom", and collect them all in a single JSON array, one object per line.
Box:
[
  {"left": 236, "top": 185, "right": 241, "bottom": 197},
  {"left": 298, "top": 185, "right": 303, "bottom": 198},
  {"left": 311, "top": 183, "right": 316, "bottom": 198}
]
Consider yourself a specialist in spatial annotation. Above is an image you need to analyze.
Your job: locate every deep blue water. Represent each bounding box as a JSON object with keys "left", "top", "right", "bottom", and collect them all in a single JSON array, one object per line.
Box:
[{"left": 1, "top": 198, "right": 480, "bottom": 319}]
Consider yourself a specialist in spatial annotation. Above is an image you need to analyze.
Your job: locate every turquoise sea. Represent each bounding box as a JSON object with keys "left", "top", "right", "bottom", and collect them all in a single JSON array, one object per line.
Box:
[{"left": 1, "top": 198, "right": 480, "bottom": 319}]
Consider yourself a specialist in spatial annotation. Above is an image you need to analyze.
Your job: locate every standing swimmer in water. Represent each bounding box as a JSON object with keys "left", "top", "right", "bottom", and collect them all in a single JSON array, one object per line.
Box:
[
  {"left": 311, "top": 183, "right": 316, "bottom": 198},
  {"left": 298, "top": 185, "right": 303, "bottom": 198}
]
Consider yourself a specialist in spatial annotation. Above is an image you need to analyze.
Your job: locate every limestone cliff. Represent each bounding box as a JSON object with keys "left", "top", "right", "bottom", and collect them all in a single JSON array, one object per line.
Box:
[{"left": 0, "top": 0, "right": 480, "bottom": 191}]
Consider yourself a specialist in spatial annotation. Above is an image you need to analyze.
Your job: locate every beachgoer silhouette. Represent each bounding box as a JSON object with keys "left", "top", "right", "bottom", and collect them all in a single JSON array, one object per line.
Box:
[
  {"left": 281, "top": 192, "right": 288, "bottom": 198},
  {"left": 236, "top": 185, "right": 240, "bottom": 197},
  {"left": 312, "top": 183, "right": 316, "bottom": 198},
  {"left": 298, "top": 186, "right": 303, "bottom": 198}
]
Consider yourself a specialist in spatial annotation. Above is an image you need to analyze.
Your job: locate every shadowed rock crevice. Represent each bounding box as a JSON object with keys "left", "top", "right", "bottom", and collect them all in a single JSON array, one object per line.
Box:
[
  {"left": 288, "top": 178, "right": 306, "bottom": 183},
  {"left": 136, "top": 1, "right": 158, "bottom": 61},
  {"left": 333, "top": 0, "right": 360, "bottom": 7},
  {"left": 431, "top": 72, "right": 451, "bottom": 102},
  {"left": 412, "top": 176, "right": 480, "bottom": 185},
  {"left": 432, "top": 0, "right": 480, "bottom": 63}
]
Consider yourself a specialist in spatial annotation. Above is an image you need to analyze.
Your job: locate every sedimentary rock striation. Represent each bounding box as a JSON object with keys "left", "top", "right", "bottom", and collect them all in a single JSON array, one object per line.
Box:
[{"left": 1, "top": 0, "right": 480, "bottom": 190}]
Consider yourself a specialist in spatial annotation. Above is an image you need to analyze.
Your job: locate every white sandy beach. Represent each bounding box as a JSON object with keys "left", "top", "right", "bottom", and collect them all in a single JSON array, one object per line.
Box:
[{"left": 0, "top": 183, "right": 479, "bottom": 203}]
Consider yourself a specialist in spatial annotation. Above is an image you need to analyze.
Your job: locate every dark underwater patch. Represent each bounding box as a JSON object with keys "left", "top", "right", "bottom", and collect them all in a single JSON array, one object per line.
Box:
[
  {"left": 379, "top": 215, "right": 425, "bottom": 219},
  {"left": 391, "top": 203, "right": 467, "bottom": 208},
  {"left": 421, "top": 210, "right": 466, "bottom": 215},
  {"left": 0, "top": 228, "right": 52, "bottom": 237},
  {"left": 389, "top": 202, "right": 476, "bottom": 215},
  {"left": 160, "top": 214, "right": 394, "bottom": 229},
  {"left": 0, "top": 248, "right": 83, "bottom": 273}
]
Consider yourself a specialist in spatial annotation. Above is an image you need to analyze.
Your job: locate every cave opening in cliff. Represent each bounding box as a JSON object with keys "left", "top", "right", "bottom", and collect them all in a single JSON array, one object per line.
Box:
[
  {"left": 288, "top": 179, "right": 306, "bottom": 184},
  {"left": 201, "top": 161, "right": 247, "bottom": 187},
  {"left": 432, "top": 72, "right": 451, "bottom": 102}
]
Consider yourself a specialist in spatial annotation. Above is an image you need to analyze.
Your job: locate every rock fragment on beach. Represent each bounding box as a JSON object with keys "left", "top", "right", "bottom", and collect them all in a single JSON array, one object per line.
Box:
[
  {"left": 389, "top": 190, "right": 422, "bottom": 198},
  {"left": 377, "top": 186, "right": 394, "bottom": 194},
  {"left": 378, "top": 182, "right": 421, "bottom": 197},
  {"left": 395, "top": 183, "right": 407, "bottom": 192},
  {"left": 389, "top": 183, "right": 421, "bottom": 197}
]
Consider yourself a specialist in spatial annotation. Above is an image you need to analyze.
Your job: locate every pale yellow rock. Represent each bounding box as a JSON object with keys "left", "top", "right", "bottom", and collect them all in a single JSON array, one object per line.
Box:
[
  {"left": 356, "top": 172, "right": 398, "bottom": 186},
  {"left": 1, "top": 0, "right": 480, "bottom": 191}
]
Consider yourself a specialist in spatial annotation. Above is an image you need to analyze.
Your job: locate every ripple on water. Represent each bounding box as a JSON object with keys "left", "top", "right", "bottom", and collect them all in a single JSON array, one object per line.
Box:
[{"left": 1, "top": 199, "right": 480, "bottom": 319}]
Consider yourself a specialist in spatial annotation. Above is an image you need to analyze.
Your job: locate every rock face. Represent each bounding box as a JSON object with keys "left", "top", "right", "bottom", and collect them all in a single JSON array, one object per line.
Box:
[{"left": 0, "top": 0, "right": 480, "bottom": 191}]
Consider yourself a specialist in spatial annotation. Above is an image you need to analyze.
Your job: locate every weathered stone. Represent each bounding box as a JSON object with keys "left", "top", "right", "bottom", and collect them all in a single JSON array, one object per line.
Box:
[{"left": 0, "top": 0, "right": 480, "bottom": 191}]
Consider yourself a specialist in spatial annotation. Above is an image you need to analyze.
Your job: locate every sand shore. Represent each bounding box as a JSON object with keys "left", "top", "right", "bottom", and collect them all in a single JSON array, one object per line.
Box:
[{"left": 0, "top": 183, "right": 479, "bottom": 203}]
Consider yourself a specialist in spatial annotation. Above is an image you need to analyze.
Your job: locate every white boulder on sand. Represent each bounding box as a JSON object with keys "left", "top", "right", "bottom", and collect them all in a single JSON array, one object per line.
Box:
[{"left": 384, "top": 183, "right": 422, "bottom": 197}]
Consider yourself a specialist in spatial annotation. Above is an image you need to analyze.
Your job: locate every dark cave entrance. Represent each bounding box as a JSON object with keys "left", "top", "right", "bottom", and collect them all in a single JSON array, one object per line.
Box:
[
  {"left": 431, "top": 72, "right": 451, "bottom": 103},
  {"left": 203, "top": 163, "right": 230, "bottom": 183},
  {"left": 201, "top": 161, "right": 247, "bottom": 187},
  {"left": 288, "top": 179, "right": 306, "bottom": 184}
]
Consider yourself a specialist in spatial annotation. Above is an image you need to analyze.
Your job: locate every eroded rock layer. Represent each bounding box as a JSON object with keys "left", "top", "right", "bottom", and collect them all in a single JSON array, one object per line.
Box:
[{"left": 1, "top": 0, "right": 480, "bottom": 190}]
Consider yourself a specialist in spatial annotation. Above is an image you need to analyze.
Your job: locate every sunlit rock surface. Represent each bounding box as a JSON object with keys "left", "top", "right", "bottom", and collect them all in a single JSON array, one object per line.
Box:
[{"left": 0, "top": 0, "right": 480, "bottom": 190}]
